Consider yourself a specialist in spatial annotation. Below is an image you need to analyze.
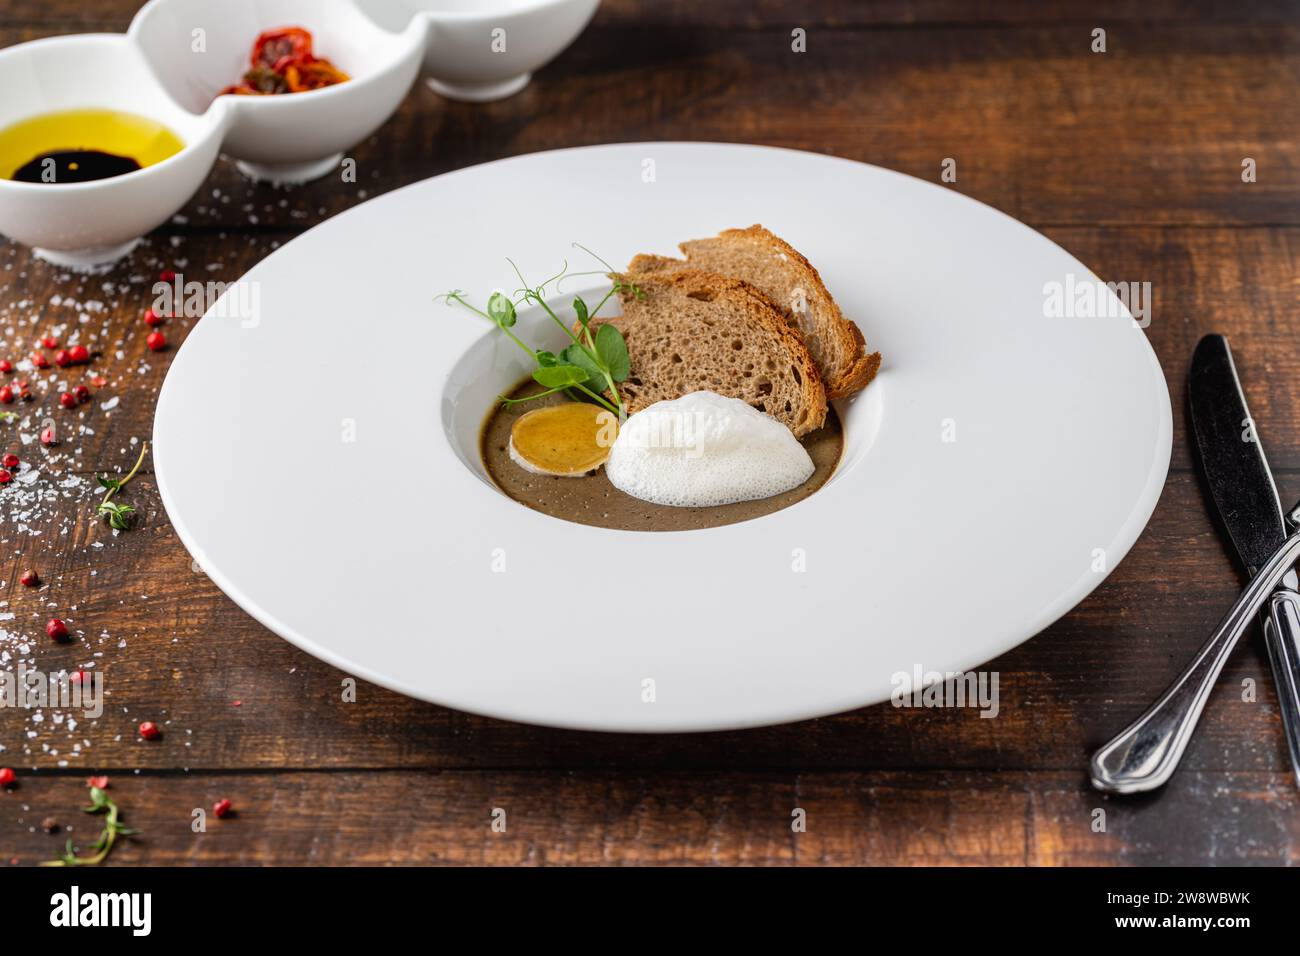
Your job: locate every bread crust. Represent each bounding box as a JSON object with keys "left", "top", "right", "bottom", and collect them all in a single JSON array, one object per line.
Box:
[
  {"left": 588, "top": 269, "right": 828, "bottom": 437},
  {"left": 630, "top": 225, "right": 881, "bottom": 400}
]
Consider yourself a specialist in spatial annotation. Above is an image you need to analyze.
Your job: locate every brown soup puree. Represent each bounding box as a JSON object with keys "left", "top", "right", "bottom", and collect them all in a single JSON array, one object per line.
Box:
[{"left": 481, "top": 381, "right": 843, "bottom": 532}]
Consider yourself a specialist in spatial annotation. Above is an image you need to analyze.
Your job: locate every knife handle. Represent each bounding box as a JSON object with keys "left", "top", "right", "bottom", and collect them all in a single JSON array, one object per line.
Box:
[
  {"left": 1090, "top": 528, "right": 1300, "bottom": 794},
  {"left": 1265, "top": 589, "right": 1300, "bottom": 788}
]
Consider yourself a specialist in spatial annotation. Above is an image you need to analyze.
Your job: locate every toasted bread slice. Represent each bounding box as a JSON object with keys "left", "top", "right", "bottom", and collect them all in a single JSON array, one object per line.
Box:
[
  {"left": 591, "top": 269, "right": 827, "bottom": 437},
  {"left": 629, "top": 225, "right": 880, "bottom": 399}
]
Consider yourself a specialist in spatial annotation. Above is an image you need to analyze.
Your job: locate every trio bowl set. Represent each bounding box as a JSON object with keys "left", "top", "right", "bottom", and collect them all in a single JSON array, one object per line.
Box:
[{"left": 0, "top": 0, "right": 599, "bottom": 268}]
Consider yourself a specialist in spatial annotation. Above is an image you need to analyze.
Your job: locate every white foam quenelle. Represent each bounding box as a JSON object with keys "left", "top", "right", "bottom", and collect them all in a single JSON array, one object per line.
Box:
[{"left": 607, "top": 391, "right": 815, "bottom": 508}]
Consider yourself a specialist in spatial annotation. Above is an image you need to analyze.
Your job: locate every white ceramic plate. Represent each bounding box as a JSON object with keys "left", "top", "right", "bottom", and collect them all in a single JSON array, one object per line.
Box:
[{"left": 154, "top": 143, "right": 1171, "bottom": 732}]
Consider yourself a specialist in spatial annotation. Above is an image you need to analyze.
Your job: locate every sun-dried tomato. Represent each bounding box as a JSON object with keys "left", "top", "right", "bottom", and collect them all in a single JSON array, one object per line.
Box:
[
  {"left": 252, "top": 28, "right": 314, "bottom": 71},
  {"left": 219, "top": 27, "right": 348, "bottom": 98},
  {"left": 282, "top": 56, "right": 350, "bottom": 92}
]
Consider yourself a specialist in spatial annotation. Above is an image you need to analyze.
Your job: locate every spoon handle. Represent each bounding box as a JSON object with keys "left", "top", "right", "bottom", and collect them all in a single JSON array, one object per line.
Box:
[{"left": 1091, "top": 528, "right": 1300, "bottom": 794}]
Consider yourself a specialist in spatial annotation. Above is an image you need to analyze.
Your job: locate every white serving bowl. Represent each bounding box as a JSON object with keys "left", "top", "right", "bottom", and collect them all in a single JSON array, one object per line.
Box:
[
  {"left": 0, "top": 0, "right": 596, "bottom": 267},
  {"left": 357, "top": 0, "right": 600, "bottom": 102},
  {"left": 130, "top": 0, "right": 429, "bottom": 183},
  {"left": 0, "top": 32, "right": 227, "bottom": 269},
  {"left": 0, "top": 0, "right": 428, "bottom": 267}
]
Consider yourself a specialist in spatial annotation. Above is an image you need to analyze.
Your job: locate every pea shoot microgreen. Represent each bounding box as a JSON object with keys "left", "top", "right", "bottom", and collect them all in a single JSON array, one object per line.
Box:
[
  {"left": 437, "top": 248, "right": 645, "bottom": 419},
  {"left": 40, "top": 783, "right": 139, "bottom": 867},
  {"left": 95, "top": 442, "right": 148, "bottom": 531}
]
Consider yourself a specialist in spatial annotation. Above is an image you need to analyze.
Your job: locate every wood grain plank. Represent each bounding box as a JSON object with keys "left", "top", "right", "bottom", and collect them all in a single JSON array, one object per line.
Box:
[
  {"left": 1, "top": 231, "right": 1295, "bottom": 781},
  {"left": 1, "top": 769, "right": 1294, "bottom": 865},
  {"left": 6, "top": 226, "right": 1300, "bottom": 475},
  {"left": 1, "top": 19, "right": 1296, "bottom": 227},
  {"left": 608, "top": 0, "right": 1300, "bottom": 27},
  {"left": 1, "top": 470, "right": 1294, "bottom": 774},
  {"left": 2, "top": 0, "right": 1298, "bottom": 868},
  {"left": 3, "top": 0, "right": 1297, "bottom": 30}
]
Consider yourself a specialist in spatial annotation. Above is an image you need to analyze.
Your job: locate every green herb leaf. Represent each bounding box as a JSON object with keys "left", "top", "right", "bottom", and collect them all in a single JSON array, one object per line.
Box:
[
  {"left": 487, "top": 291, "right": 517, "bottom": 329},
  {"left": 97, "top": 501, "right": 136, "bottom": 531},
  {"left": 92, "top": 444, "right": 147, "bottom": 531},
  {"left": 595, "top": 324, "right": 630, "bottom": 383},
  {"left": 532, "top": 365, "right": 590, "bottom": 389},
  {"left": 42, "top": 782, "right": 138, "bottom": 867},
  {"left": 443, "top": 258, "right": 627, "bottom": 418},
  {"left": 560, "top": 344, "right": 605, "bottom": 385}
]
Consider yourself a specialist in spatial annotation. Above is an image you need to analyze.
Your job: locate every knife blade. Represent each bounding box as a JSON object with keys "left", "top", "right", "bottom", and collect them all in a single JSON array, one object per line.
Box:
[
  {"left": 1189, "top": 333, "right": 1300, "bottom": 786},
  {"left": 1190, "top": 335, "right": 1289, "bottom": 572}
]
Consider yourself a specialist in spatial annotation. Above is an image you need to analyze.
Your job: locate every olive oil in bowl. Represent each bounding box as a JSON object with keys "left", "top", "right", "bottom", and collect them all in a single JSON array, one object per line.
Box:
[{"left": 0, "top": 109, "right": 184, "bottom": 184}]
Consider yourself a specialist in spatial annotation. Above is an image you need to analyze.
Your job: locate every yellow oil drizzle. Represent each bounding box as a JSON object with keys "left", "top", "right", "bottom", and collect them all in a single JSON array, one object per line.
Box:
[{"left": 0, "top": 109, "right": 184, "bottom": 181}]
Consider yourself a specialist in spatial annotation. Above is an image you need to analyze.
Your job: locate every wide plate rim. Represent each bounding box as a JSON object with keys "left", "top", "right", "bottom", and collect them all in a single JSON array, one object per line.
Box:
[{"left": 154, "top": 141, "right": 1173, "bottom": 732}]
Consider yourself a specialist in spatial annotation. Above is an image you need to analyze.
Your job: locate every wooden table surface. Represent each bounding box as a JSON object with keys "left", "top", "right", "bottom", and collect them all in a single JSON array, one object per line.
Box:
[{"left": 2, "top": 0, "right": 1299, "bottom": 866}]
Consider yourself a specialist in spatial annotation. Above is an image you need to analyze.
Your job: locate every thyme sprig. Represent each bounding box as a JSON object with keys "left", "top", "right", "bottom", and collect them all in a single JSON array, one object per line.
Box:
[
  {"left": 40, "top": 783, "right": 138, "bottom": 867},
  {"left": 96, "top": 442, "right": 147, "bottom": 531}
]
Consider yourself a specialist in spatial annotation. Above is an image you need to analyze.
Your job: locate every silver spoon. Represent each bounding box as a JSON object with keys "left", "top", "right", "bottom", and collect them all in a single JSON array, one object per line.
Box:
[{"left": 1091, "top": 501, "right": 1300, "bottom": 794}]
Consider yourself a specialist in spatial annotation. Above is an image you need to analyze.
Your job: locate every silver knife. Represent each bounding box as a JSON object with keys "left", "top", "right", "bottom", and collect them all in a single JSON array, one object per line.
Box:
[
  {"left": 1090, "top": 335, "right": 1300, "bottom": 793},
  {"left": 1187, "top": 334, "right": 1300, "bottom": 785}
]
